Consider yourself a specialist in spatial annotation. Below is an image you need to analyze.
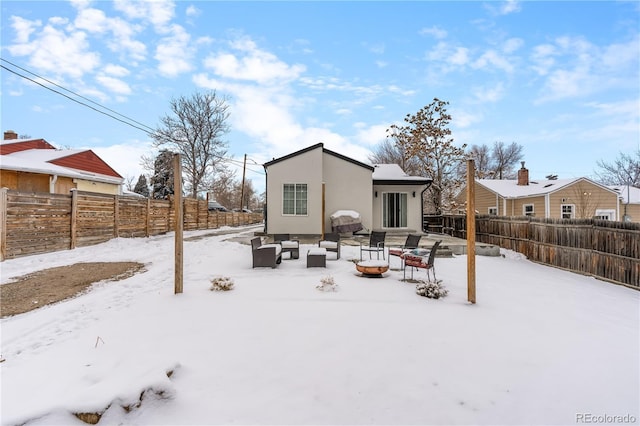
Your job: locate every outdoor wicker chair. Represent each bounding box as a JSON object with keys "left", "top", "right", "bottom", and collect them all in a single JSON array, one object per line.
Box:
[
  {"left": 251, "top": 237, "right": 282, "bottom": 268},
  {"left": 360, "top": 231, "right": 386, "bottom": 260},
  {"left": 318, "top": 232, "right": 340, "bottom": 259},
  {"left": 273, "top": 234, "right": 300, "bottom": 259}
]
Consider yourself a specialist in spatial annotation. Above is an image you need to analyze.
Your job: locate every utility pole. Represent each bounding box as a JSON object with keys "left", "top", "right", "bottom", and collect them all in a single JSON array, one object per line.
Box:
[{"left": 240, "top": 153, "right": 247, "bottom": 210}]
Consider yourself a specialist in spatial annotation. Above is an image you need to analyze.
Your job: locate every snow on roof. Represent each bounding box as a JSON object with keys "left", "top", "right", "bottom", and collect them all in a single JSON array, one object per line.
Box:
[
  {"left": 477, "top": 178, "right": 592, "bottom": 198},
  {"left": 609, "top": 185, "right": 640, "bottom": 204},
  {"left": 372, "top": 164, "right": 430, "bottom": 183},
  {"left": 1, "top": 149, "right": 123, "bottom": 184}
]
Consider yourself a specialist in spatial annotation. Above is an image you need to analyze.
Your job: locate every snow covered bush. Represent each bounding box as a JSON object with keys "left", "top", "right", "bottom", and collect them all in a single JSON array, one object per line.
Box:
[
  {"left": 316, "top": 275, "right": 338, "bottom": 292},
  {"left": 416, "top": 280, "right": 448, "bottom": 299},
  {"left": 210, "top": 276, "right": 234, "bottom": 291}
]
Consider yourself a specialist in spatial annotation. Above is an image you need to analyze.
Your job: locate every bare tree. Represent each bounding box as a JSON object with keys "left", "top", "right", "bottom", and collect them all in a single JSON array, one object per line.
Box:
[
  {"left": 369, "top": 138, "right": 420, "bottom": 175},
  {"left": 570, "top": 181, "right": 599, "bottom": 219},
  {"left": 208, "top": 165, "right": 237, "bottom": 208},
  {"left": 467, "top": 144, "right": 493, "bottom": 178},
  {"left": 152, "top": 91, "right": 231, "bottom": 198},
  {"left": 387, "top": 98, "right": 467, "bottom": 214},
  {"left": 595, "top": 149, "right": 640, "bottom": 186},
  {"left": 467, "top": 141, "right": 524, "bottom": 179},
  {"left": 123, "top": 175, "right": 136, "bottom": 191},
  {"left": 491, "top": 141, "right": 524, "bottom": 179}
]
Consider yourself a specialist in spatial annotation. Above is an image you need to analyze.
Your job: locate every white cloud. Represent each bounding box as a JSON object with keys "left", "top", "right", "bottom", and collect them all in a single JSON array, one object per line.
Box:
[
  {"left": 530, "top": 44, "right": 557, "bottom": 75},
  {"left": 186, "top": 5, "right": 201, "bottom": 18},
  {"left": 472, "top": 83, "right": 504, "bottom": 103},
  {"left": 95, "top": 75, "right": 131, "bottom": 95},
  {"left": 365, "top": 42, "right": 385, "bottom": 55},
  {"left": 420, "top": 26, "right": 448, "bottom": 39},
  {"left": 155, "top": 25, "right": 193, "bottom": 77},
  {"left": 354, "top": 123, "right": 388, "bottom": 146},
  {"left": 73, "top": 6, "right": 147, "bottom": 62},
  {"left": 450, "top": 47, "right": 471, "bottom": 66},
  {"left": 91, "top": 141, "right": 153, "bottom": 180},
  {"left": 472, "top": 50, "right": 515, "bottom": 73},
  {"left": 203, "top": 37, "right": 306, "bottom": 84},
  {"left": 10, "top": 16, "right": 41, "bottom": 43},
  {"left": 7, "top": 18, "right": 100, "bottom": 79},
  {"left": 113, "top": 0, "right": 175, "bottom": 30},
  {"left": 534, "top": 35, "right": 638, "bottom": 103},
  {"left": 451, "top": 108, "right": 483, "bottom": 129},
  {"left": 502, "top": 37, "right": 523, "bottom": 54},
  {"left": 103, "top": 64, "right": 130, "bottom": 77},
  {"left": 426, "top": 42, "right": 470, "bottom": 71},
  {"left": 500, "top": 0, "right": 521, "bottom": 15}
]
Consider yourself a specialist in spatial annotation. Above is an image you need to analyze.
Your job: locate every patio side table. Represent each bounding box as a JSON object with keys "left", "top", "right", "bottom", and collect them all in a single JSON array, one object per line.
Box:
[{"left": 307, "top": 247, "right": 327, "bottom": 268}]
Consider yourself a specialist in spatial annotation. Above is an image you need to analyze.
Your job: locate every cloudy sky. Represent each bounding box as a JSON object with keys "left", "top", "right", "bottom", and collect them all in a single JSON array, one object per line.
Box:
[{"left": 1, "top": 0, "right": 638, "bottom": 192}]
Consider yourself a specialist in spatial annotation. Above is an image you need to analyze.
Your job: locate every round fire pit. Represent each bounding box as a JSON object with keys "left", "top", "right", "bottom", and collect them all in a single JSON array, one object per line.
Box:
[{"left": 356, "top": 260, "right": 389, "bottom": 278}]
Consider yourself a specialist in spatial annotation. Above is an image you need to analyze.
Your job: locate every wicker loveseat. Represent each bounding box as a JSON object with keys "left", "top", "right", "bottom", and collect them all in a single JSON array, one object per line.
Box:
[{"left": 251, "top": 237, "right": 282, "bottom": 268}]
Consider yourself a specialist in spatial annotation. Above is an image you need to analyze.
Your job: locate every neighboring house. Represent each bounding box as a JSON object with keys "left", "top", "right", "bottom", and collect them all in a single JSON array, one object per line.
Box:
[
  {"left": 263, "top": 143, "right": 431, "bottom": 235},
  {"left": 1, "top": 130, "right": 124, "bottom": 195},
  {"left": 609, "top": 184, "right": 640, "bottom": 222},
  {"left": 455, "top": 162, "right": 621, "bottom": 220}
]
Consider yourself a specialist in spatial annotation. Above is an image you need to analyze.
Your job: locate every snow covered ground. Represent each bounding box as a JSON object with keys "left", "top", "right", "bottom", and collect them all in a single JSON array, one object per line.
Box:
[{"left": 1, "top": 225, "right": 638, "bottom": 425}]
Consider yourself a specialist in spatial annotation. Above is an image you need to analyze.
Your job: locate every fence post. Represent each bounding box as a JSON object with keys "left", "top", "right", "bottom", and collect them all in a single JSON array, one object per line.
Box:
[
  {"left": 114, "top": 194, "right": 119, "bottom": 238},
  {"left": 0, "top": 188, "right": 7, "bottom": 261},
  {"left": 146, "top": 198, "right": 151, "bottom": 237},
  {"left": 70, "top": 189, "right": 78, "bottom": 249}
]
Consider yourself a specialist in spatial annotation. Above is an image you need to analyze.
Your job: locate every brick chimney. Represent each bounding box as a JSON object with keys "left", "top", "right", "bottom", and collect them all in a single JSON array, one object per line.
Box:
[
  {"left": 4, "top": 130, "right": 18, "bottom": 140},
  {"left": 517, "top": 161, "right": 529, "bottom": 186}
]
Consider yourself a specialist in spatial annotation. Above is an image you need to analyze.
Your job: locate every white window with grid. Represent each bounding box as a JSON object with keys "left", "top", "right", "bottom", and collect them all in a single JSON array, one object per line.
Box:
[
  {"left": 282, "top": 183, "right": 307, "bottom": 216},
  {"left": 561, "top": 204, "right": 575, "bottom": 219},
  {"left": 523, "top": 204, "right": 535, "bottom": 216}
]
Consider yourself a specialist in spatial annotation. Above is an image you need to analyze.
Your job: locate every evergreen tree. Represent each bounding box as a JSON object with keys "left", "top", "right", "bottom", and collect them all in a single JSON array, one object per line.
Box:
[
  {"left": 133, "top": 175, "right": 150, "bottom": 197},
  {"left": 151, "top": 150, "right": 175, "bottom": 200}
]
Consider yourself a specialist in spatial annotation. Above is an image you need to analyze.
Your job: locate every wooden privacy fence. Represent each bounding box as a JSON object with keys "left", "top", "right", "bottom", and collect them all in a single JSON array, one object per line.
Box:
[
  {"left": 0, "top": 189, "right": 263, "bottom": 260},
  {"left": 442, "top": 214, "right": 640, "bottom": 289}
]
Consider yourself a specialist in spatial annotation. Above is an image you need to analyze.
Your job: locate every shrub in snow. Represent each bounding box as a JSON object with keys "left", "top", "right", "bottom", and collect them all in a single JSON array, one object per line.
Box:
[
  {"left": 416, "top": 280, "right": 448, "bottom": 299},
  {"left": 210, "top": 276, "right": 234, "bottom": 291},
  {"left": 316, "top": 275, "right": 338, "bottom": 292}
]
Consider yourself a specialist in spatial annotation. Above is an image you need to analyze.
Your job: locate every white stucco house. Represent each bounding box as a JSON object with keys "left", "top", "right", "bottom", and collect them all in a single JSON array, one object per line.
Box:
[{"left": 263, "top": 143, "right": 432, "bottom": 236}]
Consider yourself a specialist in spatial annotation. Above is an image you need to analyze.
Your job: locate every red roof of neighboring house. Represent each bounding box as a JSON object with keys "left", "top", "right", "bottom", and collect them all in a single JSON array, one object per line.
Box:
[
  {"left": 50, "top": 150, "right": 122, "bottom": 178},
  {"left": 0, "top": 139, "right": 56, "bottom": 155}
]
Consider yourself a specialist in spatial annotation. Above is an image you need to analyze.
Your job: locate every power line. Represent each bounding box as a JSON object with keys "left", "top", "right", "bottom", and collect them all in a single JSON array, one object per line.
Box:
[
  {"left": 1, "top": 58, "right": 156, "bottom": 134},
  {"left": 2, "top": 58, "right": 266, "bottom": 175},
  {"left": 1, "top": 63, "right": 155, "bottom": 135}
]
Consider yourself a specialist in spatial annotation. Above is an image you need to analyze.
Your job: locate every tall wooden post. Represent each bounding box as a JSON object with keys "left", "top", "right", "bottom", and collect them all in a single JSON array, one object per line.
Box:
[
  {"left": 321, "top": 183, "right": 326, "bottom": 238},
  {"left": 240, "top": 153, "right": 247, "bottom": 210},
  {"left": 70, "top": 189, "right": 78, "bottom": 249},
  {"left": 0, "top": 188, "right": 7, "bottom": 261},
  {"left": 174, "top": 154, "right": 184, "bottom": 294},
  {"left": 466, "top": 159, "right": 476, "bottom": 304}
]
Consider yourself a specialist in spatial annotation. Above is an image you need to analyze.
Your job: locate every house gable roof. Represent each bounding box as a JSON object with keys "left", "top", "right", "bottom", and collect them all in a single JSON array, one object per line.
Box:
[
  {"left": 263, "top": 143, "right": 374, "bottom": 171},
  {"left": 476, "top": 177, "right": 617, "bottom": 198},
  {"left": 0, "top": 138, "right": 56, "bottom": 154},
  {"left": 1, "top": 148, "right": 123, "bottom": 183},
  {"left": 372, "top": 164, "right": 431, "bottom": 186}
]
